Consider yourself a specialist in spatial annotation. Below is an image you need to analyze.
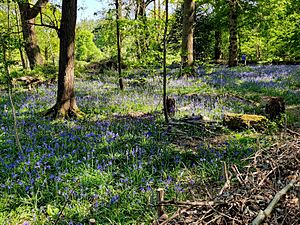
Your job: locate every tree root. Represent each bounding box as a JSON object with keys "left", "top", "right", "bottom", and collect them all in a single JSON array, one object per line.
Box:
[{"left": 43, "top": 104, "right": 84, "bottom": 119}]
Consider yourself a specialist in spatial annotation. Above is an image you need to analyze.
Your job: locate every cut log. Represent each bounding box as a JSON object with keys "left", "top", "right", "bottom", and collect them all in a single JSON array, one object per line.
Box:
[{"left": 223, "top": 113, "right": 267, "bottom": 130}]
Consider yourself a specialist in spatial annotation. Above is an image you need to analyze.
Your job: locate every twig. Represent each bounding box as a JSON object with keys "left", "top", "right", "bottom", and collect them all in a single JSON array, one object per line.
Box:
[
  {"left": 54, "top": 181, "right": 79, "bottom": 225},
  {"left": 209, "top": 205, "right": 242, "bottom": 224},
  {"left": 258, "top": 167, "right": 277, "bottom": 186},
  {"left": 1, "top": 42, "right": 22, "bottom": 152},
  {"left": 196, "top": 209, "right": 214, "bottom": 222},
  {"left": 287, "top": 128, "right": 300, "bottom": 136},
  {"left": 219, "top": 162, "right": 231, "bottom": 195},
  {"left": 252, "top": 178, "right": 297, "bottom": 225},
  {"left": 54, "top": 194, "right": 70, "bottom": 225},
  {"left": 158, "top": 206, "right": 192, "bottom": 225},
  {"left": 206, "top": 215, "right": 222, "bottom": 224},
  {"left": 232, "top": 164, "right": 245, "bottom": 185}
]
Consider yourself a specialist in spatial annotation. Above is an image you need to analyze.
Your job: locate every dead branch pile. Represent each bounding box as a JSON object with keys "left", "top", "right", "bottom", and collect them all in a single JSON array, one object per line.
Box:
[{"left": 157, "top": 135, "right": 300, "bottom": 225}]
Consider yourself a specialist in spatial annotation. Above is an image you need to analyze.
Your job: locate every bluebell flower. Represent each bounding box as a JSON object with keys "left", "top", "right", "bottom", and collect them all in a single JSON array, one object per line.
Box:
[{"left": 110, "top": 194, "right": 119, "bottom": 204}]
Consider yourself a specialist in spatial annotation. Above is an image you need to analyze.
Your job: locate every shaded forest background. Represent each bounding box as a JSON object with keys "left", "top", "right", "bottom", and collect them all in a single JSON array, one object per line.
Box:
[{"left": 1, "top": 0, "right": 300, "bottom": 76}]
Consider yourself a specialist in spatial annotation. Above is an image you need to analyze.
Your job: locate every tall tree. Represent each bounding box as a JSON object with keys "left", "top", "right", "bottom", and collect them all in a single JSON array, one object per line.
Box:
[
  {"left": 181, "top": 0, "right": 195, "bottom": 68},
  {"left": 116, "top": 0, "right": 124, "bottom": 90},
  {"left": 17, "top": 0, "right": 48, "bottom": 69},
  {"left": 14, "top": 5, "right": 27, "bottom": 69},
  {"left": 228, "top": 0, "right": 238, "bottom": 67},
  {"left": 46, "top": 0, "right": 81, "bottom": 118},
  {"left": 163, "top": 0, "right": 169, "bottom": 123},
  {"left": 213, "top": 0, "right": 224, "bottom": 61}
]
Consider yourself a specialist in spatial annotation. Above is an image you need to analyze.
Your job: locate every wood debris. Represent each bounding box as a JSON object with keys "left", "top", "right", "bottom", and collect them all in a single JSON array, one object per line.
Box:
[{"left": 156, "top": 135, "right": 300, "bottom": 225}]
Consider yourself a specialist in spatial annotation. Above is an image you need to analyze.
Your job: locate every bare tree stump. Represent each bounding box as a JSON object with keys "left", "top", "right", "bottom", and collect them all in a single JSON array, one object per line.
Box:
[
  {"left": 265, "top": 97, "right": 285, "bottom": 120},
  {"left": 89, "top": 218, "right": 96, "bottom": 225},
  {"left": 166, "top": 96, "right": 176, "bottom": 117},
  {"left": 157, "top": 188, "right": 165, "bottom": 217}
]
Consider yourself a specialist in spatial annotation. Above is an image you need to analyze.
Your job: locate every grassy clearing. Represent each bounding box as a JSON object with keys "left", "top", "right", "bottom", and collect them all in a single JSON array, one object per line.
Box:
[{"left": 0, "top": 65, "right": 299, "bottom": 224}]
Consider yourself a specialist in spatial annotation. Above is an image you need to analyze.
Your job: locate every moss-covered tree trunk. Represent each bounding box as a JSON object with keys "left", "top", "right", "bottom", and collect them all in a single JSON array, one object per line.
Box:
[
  {"left": 17, "top": 0, "right": 48, "bottom": 69},
  {"left": 228, "top": 0, "right": 238, "bottom": 67},
  {"left": 46, "top": 0, "right": 81, "bottom": 119},
  {"left": 181, "top": 0, "right": 195, "bottom": 68}
]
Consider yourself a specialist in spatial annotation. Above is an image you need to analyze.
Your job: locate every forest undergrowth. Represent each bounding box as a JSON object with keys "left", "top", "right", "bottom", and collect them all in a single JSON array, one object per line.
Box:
[{"left": 0, "top": 64, "right": 299, "bottom": 224}]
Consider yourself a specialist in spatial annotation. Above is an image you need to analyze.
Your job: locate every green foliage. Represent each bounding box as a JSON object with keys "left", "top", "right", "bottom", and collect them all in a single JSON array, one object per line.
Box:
[
  {"left": 93, "top": 11, "right": 170, "bottom": 68},
  {"left": 35, "top": 3, "right": 61, "bottom": 65},
  {"left": 76, "top": 29, "right": 103, "bottom": 62},
  {"left": 239, "top": 0, "right": 300, "bottom": 62}
]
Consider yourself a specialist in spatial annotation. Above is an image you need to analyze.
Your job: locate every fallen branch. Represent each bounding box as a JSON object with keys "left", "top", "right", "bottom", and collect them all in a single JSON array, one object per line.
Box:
[
  {"left": 159, "top": 199, "right": 218, "bottom": 207},
  {"left": 252, "top": 178, "right": 297, "bottom": 225},
  {"left": 286, "top": 128, "right": 300, "bottom": 136}
]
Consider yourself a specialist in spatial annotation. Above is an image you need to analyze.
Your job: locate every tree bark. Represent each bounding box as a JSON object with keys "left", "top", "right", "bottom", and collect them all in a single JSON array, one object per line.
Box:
[
  {"left": 138, "top": 0, "right": 146, "bottom": 17},
  {"left": 17, "top": 0, "right": 49, "bottom": 69},
  {"left": 163, "top": 0, "right": 169, "bottom": 123},
  {"left": 116, "top": 0, "right": 124, "bottom": 90},
  {"left": 46, "top": 0, "right": 82, "bottom": 119},
  {"left": 18, "top": 12, "right": 43, "bottom": 69},
  {"left": 214, "top": 29, "right": 222, "bottom": 61},
  {"left": 44, "top": 46, "right": 49, "bottom": 62},
  {"left": 14, "top": 5, "right": 27, "bottom": 69},
  {"left": 228, "top": 0, "right": 238, "bottom": 67},
  {"left": 181, "top": 0, "right": 195, "bottom": 68}
]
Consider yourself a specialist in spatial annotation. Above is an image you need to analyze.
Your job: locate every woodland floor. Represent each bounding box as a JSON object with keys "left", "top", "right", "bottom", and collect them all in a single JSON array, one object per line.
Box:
[
  {"left": 154, "top": 132, "right": 300, "bottom": 225},
  {"left": 0, "top": 64, "right": 300, "bottom": 224}
]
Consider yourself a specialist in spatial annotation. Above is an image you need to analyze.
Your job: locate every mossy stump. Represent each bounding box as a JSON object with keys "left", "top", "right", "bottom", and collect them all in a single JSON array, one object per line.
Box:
[{"left": 223, "top": 113, "right": 267, "bottom": 130}]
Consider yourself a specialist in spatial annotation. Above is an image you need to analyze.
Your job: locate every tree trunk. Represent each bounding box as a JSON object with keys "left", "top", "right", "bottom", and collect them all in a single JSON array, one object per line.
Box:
[
  {"left": 163, "top": 0, "right": 169, "bottom": 123},
  {"left": 256, "top": 44, "right": 261, "bottom": 61},
  {"left": 14, "top": 5, "right": 27, "bottom": 69},
  {"left": 46, "top": 0, "right": 81, "bottom": 119},
  {"left": 18, "top": 47, "right": 27, "bottom": 69},
  {"left": 158, "top": 0, "right": 161, "bottom": 20},
  {"left": 154, "top": 0, "right": 156, "bottom": 19},
  {"left": 214, "top": 29, "right": 222, "bottom": 61},
  {"left": 116, "top": 0, "right": 124, "bottom": 90},
  {"left": 44, "top": 46, "right": 49, "bottom": 62},
  {"left": 181, "top": 0, "right": 195, "bottom": 68},
  {"left": 228, "top": 0, "right": 238, "bottom": 67},
  {"left": 18, "top": 2, "right": 45, "bottom": 69},
  {"left": 137, "top": 0, "right": 146, "bottom": 17}
]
